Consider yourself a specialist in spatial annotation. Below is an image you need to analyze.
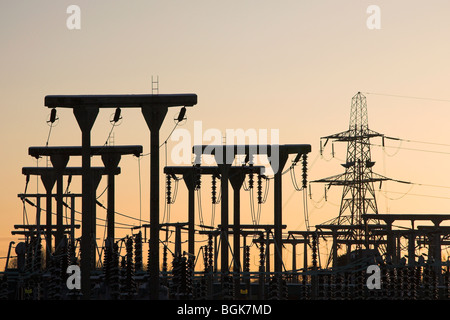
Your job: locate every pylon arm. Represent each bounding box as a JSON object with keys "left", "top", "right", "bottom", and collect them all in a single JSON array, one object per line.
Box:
[
  {"left": 321, "top": 129, "right": 384, "bottom": 142},
  {"left": 311, "top": 172, "right": 391, "bottom": 186}
]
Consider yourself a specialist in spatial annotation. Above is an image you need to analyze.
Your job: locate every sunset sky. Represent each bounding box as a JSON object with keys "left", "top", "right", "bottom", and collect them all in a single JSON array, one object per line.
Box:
[{"left": 2, "top": 1, "right": 450, "bottom": 266}]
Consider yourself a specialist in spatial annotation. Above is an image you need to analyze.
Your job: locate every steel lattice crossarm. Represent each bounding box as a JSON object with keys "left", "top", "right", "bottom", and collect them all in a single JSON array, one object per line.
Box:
[
  {"left": 311, "top": 171, "right": 391, "bottom": 186},
  {"left": 320, "top": 128, "right": 384, "bottom": 144}
]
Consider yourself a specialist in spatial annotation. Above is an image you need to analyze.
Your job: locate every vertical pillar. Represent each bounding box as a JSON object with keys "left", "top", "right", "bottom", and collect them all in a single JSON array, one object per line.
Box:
[
  {"left": 36, "top": 197, "right": 41, "bottom": 239},
  {"left": 265, "top": 229, "right": 271, "bottom": 281},
  {"left": 91, "top": 171, "right": 102, "bottom": 268},
  {"left": 142, "top": 106, "right": 168, "bottom": 300},
  {"left": 50, "top": 154, "right": 69, "bottom": 252},
  {"left": 385, "top": 218, "right": 395, "bottom": 262},
  {"left": 183, "top": 170, "right": 195, "bottom": 255},
  {"left": 175, "top": 225, "right": 182, "bottom": 257},
  {"left": 73, "top": 106, "right": 99, "bottom": 300},
  {"left": 107, "top": 171, "right": 115, "bottom": 240},
  {"left": 332, "top": 229, "right": 338, "bottom": 268},
  {"left": 407, "top": 230, "right": 416, "bottom": 266},
  {"left": 70, "top": 195, "right": 75, "bottom": 246},
  {"left": 217, "top": 163, "right": 231, "bottom": 282},
  {"left": 292, "top": 242, "right": 297, "bottom": 281},
  {"left": 229, "top": 168, "right": 246, "bottom": 299},
  {"left": 56, "top": 175, "right": 64, "bottom": 251},
  {"left": 303, "top": 234, "right": 308, "bottom": 271},
  {"left": 101, "top": 153, "right": 122, "bottom": 242},
  {"left": 273, "top": 150, "right": 288, "bottom": 276},
  {"left": 40, "top": 172, "right": 56, "bottom": 267}
]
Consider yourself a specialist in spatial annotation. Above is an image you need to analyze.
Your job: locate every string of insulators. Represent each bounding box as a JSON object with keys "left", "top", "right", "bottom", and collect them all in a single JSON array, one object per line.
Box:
[
  {"left": 177, "top": 107, "right": 186, "bottom": 122},
  {"left": 49, "top": 108, "right": 57, "bottom": 124},
  {"left": 208, "top": 234, "right": 213, "bottom": 270},
  {"left": 195, "top": 169, "right": 201, "bottom": 190},
  {"left": 113, "top": 107, "right": 121, "bottom": 123},
  {"left": 109, "top": 242, "right": 120, "bottom": 299},
  {"left": 162, "top": 244, "right": 168, "bottom": 285},
  {"left": 244, "top": 245, "right": 250, "bottom": 273},
  {"left": 302, "top": 154, "right": 308, "bottom": 189},
  {"left": 103, "top": 238, "right": 112, "bottom": 285},
  {"left": 257, "top": 174, "right": 263, "bottom": 204},
  {"left": 248, "top": 170, "right": 254, "bottom": 190},
  {"left": 134, "top": 232, "right": 143, "bottom": 272},
  {"left": 268, "top": 276, "right": 280, "bottom": 300},
  {"left": 211, "top": 175, "right": 217, "bottom": 204},
  {"left": 259, "top": 234, "right": 265, "bottom": 271},
  {"left": 166, "top": 174, "right": 172, "bottom": 204},
  {"left": 312, "top": 233, "right": 317, "bottom": 269},
  {"left": 222, "top": 274, "right": 234, "bottom": 300},
  {"left": 125, "top": 237, "right": 135, "bottom": 284},
  {"left": 203, "top": 245, "right": 209, "bottom": 272}
]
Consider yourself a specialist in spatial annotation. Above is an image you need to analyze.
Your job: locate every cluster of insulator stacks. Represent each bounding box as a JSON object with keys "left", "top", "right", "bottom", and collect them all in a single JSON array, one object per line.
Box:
[
  {"left": 3, "top": 225, "right": 450, "bottom": 300},
  {"left": 292, "top": 258, "right": 450, "bottom": 300},
  {"left": 0, "top": 236, "right": 78, "bottom": 300}
]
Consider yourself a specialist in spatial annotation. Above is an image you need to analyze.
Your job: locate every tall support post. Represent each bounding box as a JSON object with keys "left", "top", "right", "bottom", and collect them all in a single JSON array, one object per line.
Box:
[
  {"left": 107, "top": 169, "right": 115, "bottom": 241},
  {"left": 70, "top": 194, "right": 75, "bottom": 246},
  {"left": 101, "top": 153, "right": 122, "bottom": 242},
  {"left": 142, "top": 106, "right": 168, "bottom": 300},
  {"left": 332, "top": 229, "right": 338, "bottom": 268},
  {"left": 385, "top": 218, "right": 395, "bottom": 262},
  {"left": 217, "top": 163, "right": 231, "bottom": 283},
  {"left": 303, "top": 234, "right": 308, "bottom": 271},
  {"left": 91, "top": 170, "right": 102, "bottom": 268},
  {"left": 56, "top": 175, "right": 64, "bottom": 250},
  {"left": 292, "top": 243, "right": 297, "bottom": 281},
  {"left": 407, "top": 230, "right": 416, "bottom": 266},
  {"left": 73, "top": 106, "right": 99, "bottom": 300},
  {"left": 183, "top": 170, "right": 196, "bottom": 255},
  {"left": 273, "top": 150, "right": 289, "bottom": 276},
  {"left": 36, "top": 196, "right": 42, "bottom": 241},
  {"left": 265, "top": 229, "right": 271, "bottom": 281},
  {"left": 229, "top": 169, "right": 246, "bottom": 299},
  {"left": 40, "top": 172, "right": 56, "bottom": 267},
  {"left": 50, "top": 154, "right": 69, "bottom": 253}
]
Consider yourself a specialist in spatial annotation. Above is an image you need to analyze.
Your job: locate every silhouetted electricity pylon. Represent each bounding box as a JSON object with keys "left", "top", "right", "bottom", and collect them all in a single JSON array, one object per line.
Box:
[{"left": 313, "top": 92, "right": 390, "bottom": 255}]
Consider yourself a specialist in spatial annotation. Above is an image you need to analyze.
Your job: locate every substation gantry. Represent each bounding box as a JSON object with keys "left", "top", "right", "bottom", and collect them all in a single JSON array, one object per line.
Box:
[
  {"left": 23, "top": 145, "right": 142, "bottom": 267},
  {"left": 43, "top": 93, "right": 197, "bottom": 299},
  {"left": 191, "top": 144, "right": 311, "bottom": 295}
]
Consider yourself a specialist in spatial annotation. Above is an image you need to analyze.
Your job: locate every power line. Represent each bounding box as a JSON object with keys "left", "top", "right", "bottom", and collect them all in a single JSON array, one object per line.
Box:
[
  {"left": 385, "top": 136, "right": 450, "bottom": 148},
  {"left": 370, "top": 141, "right": 450, "bottom": 156},
  {"left": 363, "top": 92, "right": 450, "bottom": 103},
  {"left": 380, "top": 190, "right": 450, "bottom": 201}
]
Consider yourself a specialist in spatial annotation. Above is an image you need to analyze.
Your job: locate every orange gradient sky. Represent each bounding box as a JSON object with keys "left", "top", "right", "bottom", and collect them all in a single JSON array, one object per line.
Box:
[{"left": 2, "top": 1, "right": 450, "bottom": 265}]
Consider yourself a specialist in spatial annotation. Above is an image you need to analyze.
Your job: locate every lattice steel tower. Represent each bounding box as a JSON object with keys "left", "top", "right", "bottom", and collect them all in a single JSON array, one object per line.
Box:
[{"left": 314, "top": 92, "right": 389, "bottom": 250}]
